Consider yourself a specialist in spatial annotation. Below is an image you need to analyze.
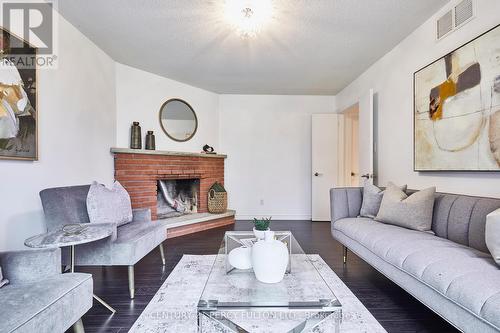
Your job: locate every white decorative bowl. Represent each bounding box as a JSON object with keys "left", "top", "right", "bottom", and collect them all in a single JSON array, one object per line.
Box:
[{"left": 228, "top": 246, "right": 252, "bottom": 270}]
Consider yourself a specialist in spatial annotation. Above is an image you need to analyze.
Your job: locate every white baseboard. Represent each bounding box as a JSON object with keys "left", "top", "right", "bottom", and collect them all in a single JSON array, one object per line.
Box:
[{"left": 235, "top": 214, "right": 312, "bottom": 220}]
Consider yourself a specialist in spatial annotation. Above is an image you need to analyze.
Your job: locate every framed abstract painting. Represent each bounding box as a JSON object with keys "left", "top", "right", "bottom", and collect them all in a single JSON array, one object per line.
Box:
[
  {"left": 414, "top": 24, "right": 500, "bottom": 171},
  {"left": 0, "top": 28, "right": 38, "bottom": 161}
]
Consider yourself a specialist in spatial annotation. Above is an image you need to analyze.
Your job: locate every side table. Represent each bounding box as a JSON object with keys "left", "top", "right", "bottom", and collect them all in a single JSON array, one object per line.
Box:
[{"left": 25, "top": 224, "right": 116, "bottom": 314}]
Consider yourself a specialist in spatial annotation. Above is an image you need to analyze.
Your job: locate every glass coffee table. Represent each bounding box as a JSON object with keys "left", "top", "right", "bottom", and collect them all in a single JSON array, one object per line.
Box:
[{"left": 198, "top": 231, "right": 342, "bottom": 332}]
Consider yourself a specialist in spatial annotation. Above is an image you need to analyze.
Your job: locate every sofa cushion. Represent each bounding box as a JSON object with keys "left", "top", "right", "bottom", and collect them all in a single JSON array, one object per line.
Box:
[
  {"left": 486, "top": 208, "right": 500, "bottom": 266},
  {"left": 375, "top": 184, "right": 435, "bottom": 231},
  {"left": 481, "top": 293, "right": 500, "bottom": 329},
  {"left": 359, "top": 182, "right": 407, "bottom": 218},
  {"left": 401, "top": 246, "right": 490, "bottom": 281},
  {"left": 108, "top": 220, "right": 169, "bottom": 265},
  {"left": 334, "top": 217, "right": 434, "bottom": 253},
  {"left": 333, "top": 217, "right": 500, "bottom": 330},
  {"left": 0, "top": 273, "right": 92, "bottom": 332},
  {"left": 87, "top": 181, "right": 133, "bottom": 226}
]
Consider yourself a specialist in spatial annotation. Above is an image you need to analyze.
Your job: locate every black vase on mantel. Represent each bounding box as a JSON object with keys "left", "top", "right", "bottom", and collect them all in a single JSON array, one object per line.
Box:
[
  {"left": 145, "top": 131, "right": 156, "bottom": 150},
  {"left": 130, "top": 122, "right": 142, "bottom": 149}
]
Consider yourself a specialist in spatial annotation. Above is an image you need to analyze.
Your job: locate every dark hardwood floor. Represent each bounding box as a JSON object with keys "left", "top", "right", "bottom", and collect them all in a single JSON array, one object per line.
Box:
[{"left": 78, "top": 221, "right": 458, "bottom": 333}]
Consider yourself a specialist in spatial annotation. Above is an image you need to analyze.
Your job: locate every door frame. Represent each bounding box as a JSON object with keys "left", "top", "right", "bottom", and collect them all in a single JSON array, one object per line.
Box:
[
  {"left": 311, "top": 113, "right": 342, "bottom": 221},
  {"left": 340, "top": 104, "right": 360, "bottom": 187}
]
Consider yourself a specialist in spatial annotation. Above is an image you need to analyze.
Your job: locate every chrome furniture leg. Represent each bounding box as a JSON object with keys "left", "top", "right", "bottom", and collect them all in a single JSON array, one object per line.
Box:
[
  {"left": 128, "top": 265, "right": 135, "bottom": 299},
  {"left": 159, "top": 243, "right": 166, "bottom": 266},
  {"left": 72, "top": 318, "right": 85, "bottom": 333},
  {"left": 70, "top": 245, "right": 75, "bottom": 273},
  {"left": 93, "top": 294, "right": 116, "bottom": 314},
  {"left": 69, "top": 245, "right": 116, "bottom": 313}
]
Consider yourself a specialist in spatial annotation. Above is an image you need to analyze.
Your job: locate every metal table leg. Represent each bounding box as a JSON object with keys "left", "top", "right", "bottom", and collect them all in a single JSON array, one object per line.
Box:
[
  {"left": 68, "top": 245, "right": 116, "bottom": 314},
  {"left": 70, "top": 245, "right": 75, "bottom": 273},
  {"left": 93, "top": 294, "right": 116, "bottom": 314}
]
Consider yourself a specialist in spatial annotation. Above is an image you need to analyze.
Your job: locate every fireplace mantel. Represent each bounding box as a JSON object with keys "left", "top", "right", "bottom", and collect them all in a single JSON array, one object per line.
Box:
[{"left": 110, "top": 147, "right": 227, "bottom": 159}]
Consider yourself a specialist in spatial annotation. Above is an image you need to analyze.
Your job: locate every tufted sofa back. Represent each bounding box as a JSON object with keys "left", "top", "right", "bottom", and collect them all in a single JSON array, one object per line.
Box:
[
  {"left": 426, "top": 192, "right": 500, "bottom": 253},
  {"left": 331, "top": 187, "right": 500, "bottom": 254}
]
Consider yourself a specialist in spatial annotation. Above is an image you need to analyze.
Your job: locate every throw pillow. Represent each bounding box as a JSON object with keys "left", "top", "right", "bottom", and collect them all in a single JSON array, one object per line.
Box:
[
  {"left": 0, "top": 266, "right": 9, "bottom": 288},
  {"left": 375, "top": 183, "right": 436, "bottom": 232},
  {"left": 486, "top": 208, "right": 500, "bottom": 266},
  {"left": 360, "top": 182, "right": 407, "bottom": 218},
  {"left": 87, "top": 181, "right": 133, "bottom": 226}
]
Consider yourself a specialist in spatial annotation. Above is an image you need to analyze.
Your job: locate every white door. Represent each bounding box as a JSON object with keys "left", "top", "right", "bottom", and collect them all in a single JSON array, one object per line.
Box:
[
  {"left": 312, "top": 114, "right": 342, "bottom": 221},
  {"left": 358, "top": 89, "right": 375, "bottom": 184}
]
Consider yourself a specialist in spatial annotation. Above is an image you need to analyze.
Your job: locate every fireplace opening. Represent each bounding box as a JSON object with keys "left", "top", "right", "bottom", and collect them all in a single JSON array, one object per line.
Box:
[{"left": 157, "top": 179, "right": 199, "bottom": 219}]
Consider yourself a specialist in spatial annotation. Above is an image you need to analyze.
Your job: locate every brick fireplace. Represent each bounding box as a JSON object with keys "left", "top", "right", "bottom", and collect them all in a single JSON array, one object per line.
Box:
[{"left": 111, "top": 148, "right": 227, "bottom": 221}]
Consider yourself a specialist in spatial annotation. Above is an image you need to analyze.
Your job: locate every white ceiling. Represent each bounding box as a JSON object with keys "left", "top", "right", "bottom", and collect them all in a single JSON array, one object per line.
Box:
[{"left": 57, "top": 0, "right": 449, "bottom": 95}]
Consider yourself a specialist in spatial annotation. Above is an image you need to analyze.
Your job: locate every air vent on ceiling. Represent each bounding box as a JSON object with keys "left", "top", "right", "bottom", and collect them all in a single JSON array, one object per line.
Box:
[
  {"left": 436, "top": 0, "right": 475, "bottom": 41},
  {"left": 437, "top": 10, "right": 453, "bottom": 40},
  {"left": 455, "top": 0, "right": 474, "bottom": 28}
]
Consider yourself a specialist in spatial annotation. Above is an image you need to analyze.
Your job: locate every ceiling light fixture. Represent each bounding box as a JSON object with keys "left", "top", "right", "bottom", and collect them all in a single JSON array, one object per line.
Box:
[{"left": 224, "top": 0, "right": 273, "bottom": 39}]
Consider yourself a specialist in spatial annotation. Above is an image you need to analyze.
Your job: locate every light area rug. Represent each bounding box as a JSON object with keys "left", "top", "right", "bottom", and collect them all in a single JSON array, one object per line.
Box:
[{"left": 129, "top": 255, "right": 387, "bottom": 333}]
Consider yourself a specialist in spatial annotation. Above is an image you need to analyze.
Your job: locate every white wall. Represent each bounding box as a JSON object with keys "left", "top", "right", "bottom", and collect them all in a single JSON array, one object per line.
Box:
[
  {"left": 115, "top": 64, "right": 219, "bottom": 152},
  {"left": 219, "top": 95, "right": 336, "bottom": 220},
  {"left": 335, "top": 0, "right": 500, "bottom": 197},
  {"left": 0, "top": 14, "right": 116, "bottom": 250}
]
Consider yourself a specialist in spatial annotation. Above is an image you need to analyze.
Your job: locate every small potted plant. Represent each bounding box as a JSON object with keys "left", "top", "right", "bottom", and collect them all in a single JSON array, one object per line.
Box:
[{"left": 253, "top": 217, "right": 272, "bottom": 240}]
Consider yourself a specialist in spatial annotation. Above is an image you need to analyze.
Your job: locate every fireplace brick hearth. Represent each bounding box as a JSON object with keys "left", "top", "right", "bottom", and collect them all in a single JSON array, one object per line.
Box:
[{"left": 111, "top": 148, "right": 227, "bottom": 221}]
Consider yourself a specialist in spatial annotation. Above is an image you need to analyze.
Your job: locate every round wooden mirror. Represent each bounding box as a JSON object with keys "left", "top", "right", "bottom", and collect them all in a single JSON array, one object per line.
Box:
[{"left": 159, "top": 99, "right": 198, "bottom": 142}]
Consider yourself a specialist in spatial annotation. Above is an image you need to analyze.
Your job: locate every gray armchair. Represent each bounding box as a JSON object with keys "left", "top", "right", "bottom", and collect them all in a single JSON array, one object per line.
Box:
[
  {"left": 39, "top": 185, "right": 168, "bottom": 299},
  {"left": 0, "top": 248, "right": 92, "bottom": 333}
]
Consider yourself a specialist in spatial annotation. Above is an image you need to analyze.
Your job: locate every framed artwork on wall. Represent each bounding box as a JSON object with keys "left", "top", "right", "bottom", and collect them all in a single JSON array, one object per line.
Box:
[
  {"left": 414, "top": 24, "right": 500, "bottom": 171},
  {"left": 0, "top": 28, "right": 38, "bottom": 161}
]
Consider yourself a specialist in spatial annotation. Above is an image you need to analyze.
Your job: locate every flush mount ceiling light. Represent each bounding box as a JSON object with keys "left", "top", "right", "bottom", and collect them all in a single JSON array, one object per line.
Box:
[{"left": 224, "top": 0, "right": 274, "bottom": 38}]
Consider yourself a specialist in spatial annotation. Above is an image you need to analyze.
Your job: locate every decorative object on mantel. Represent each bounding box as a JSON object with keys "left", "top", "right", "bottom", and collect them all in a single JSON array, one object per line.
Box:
[
  {"left": 202, "top": 144, "right": 215, "bottom": 154},
  {"left": 130, "top": 121, "right": 142, "bottom": 149},
  {"left": 0, "top": 28, "right": 38, "bottom": 161},
  {"left": 207, "top": 182, "right": 227, "bottom": 214},
  {"left": 159, "top": 98, "right": 198, "bottom": 142},
  {"left": 414, "top": 24, "right": 500, "bottom": 171},
  {"left": 252, "top": 230, "right": 289, "bottom": 283},
  {"left": 253, "top": 216, "right": 271, "bottom": 239},
  {"left": 145, "top": 130, "right": 155, "bottom": 150}
]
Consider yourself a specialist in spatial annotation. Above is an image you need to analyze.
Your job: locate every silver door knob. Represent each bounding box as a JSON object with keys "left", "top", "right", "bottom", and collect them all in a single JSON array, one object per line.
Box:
[
  {"left": 314, "top": 172, "right": 322, "bottom": 177},
  {"left": 361, "top": 174, "right": 370, "bottom": 179}
]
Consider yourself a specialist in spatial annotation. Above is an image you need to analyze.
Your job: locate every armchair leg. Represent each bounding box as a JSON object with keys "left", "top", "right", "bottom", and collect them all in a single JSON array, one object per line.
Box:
[
  {"left": 343, "top": 246, "right": 348, "bottom": 265},
  {"left": 128, "top": 265, "right": 135, "bottom": 299},
  {"left": 72, "top": 318, "right": 85, "bottom": 333},
  {"left": 159, "top": 243, "right": 166, "bottom": 266}
]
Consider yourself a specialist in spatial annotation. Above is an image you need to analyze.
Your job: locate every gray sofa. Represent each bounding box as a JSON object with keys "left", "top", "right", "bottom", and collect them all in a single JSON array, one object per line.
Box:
[
  {"left": 40, "top": 185, "right": 168, "bottom": 299},
  {"left": 0, "top": 248, "right": 92, "bottom": 333},
  {"left": 330, "top": 187, "right": 500, "bottom": 333}
]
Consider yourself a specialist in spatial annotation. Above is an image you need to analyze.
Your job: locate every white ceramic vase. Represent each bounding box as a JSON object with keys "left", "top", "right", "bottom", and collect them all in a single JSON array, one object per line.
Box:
[
  {"left": 251, "top": 230, "right": 289, "bottom": 283},
  {"left": 228, "top": 246, "right": 252, "bottom": 270},
  {"left": 253, "top": 227, "right": 269, "bottom": 240}
]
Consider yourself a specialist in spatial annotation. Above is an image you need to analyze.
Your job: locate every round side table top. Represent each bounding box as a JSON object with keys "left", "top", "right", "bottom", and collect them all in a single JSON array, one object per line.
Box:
[{"left": 25, "top": 224, "right": 114, "bottom": 248}]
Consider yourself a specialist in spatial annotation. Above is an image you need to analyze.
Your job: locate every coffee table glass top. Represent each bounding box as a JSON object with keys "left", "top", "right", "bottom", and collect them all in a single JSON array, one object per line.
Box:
[{"left": 199, "top": 231, "right": 340, "bottom": 309}]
